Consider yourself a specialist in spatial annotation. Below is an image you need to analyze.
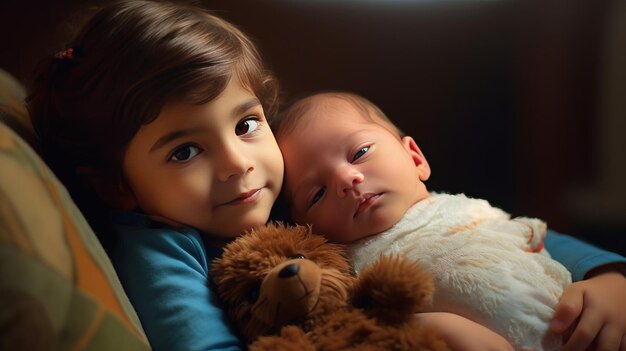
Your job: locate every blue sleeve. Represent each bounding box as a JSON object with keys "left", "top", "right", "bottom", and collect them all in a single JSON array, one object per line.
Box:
[
  {"left": 111, "top": 227, "right": 242, "bottom": 351},
  {"left": 545, "top": 229, "right": 626, "bottom": 282}
]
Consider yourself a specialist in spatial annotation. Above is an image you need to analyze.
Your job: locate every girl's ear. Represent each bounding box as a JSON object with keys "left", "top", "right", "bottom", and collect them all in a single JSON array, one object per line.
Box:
[
  {"left": 76, "top": 167, "right": 138, "bottom": 210},
  {"left": 401, "top": 136, "right": 431, "bottom": 181}
]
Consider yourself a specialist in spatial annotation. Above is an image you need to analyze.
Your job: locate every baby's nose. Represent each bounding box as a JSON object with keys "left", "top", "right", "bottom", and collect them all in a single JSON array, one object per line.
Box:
[{"left": 336, "top": 167, "right": 364, "bottom": 198}]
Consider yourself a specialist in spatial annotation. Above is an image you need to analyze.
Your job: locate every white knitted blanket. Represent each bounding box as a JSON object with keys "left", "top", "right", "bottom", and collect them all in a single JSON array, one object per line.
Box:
[{"left": 347, "top": 193, "right": 571, "bottom": 351}]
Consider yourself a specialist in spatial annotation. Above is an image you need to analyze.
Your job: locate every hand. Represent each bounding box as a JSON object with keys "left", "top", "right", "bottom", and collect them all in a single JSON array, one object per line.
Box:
[
  {"left": 551, "top": 265, "right": 626, "bottom": 351},
  {"left": 412, "top": 312, "right": 514, "bottom": 351}
]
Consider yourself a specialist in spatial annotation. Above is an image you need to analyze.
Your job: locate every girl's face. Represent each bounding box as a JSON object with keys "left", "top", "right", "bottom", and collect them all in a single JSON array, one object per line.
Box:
[
  {"left": 279, "top": 99, "right": 430, "bottom": 243},
  {"left": 121, "top": 76, "right": 284, "bottom": 238}
]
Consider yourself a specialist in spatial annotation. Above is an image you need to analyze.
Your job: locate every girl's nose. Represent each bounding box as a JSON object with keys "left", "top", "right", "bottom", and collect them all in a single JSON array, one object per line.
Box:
[
  {"left": 335, "top": 166, "right": 364, "bottom": 198},
  {"left": 216, "top": 141, "right": 254, "bottom": 182}
]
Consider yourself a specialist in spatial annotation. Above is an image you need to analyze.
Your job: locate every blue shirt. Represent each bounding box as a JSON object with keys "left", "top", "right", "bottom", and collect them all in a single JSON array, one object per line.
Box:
[
  {"left": 110, "top": 211, "right": 625, "bottom": 350},
  {"left": 110, "top": 211, "right": 241, "bottom": 351},
  {"left": 545, "top": 229, "right": 626, "bottom": 281}
]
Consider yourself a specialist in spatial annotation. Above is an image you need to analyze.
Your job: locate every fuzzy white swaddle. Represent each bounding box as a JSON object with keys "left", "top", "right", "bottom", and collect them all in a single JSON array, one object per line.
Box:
[{"left": 347, "top": 193, "right": 572, "bottom": 351}]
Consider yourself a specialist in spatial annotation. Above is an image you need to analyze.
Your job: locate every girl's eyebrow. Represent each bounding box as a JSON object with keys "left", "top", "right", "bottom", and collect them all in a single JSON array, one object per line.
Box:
[
  {"left": 150, "top": 127, "right": 204, "bottom": 153},
  {"left": 235, "top": 98, "right": 261, "bottom": 116}
]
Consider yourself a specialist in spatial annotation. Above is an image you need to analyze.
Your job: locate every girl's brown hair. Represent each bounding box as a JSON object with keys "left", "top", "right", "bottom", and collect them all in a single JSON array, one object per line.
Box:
[{"left": 27, "top": 0, "right": 278, "bottom": 240}]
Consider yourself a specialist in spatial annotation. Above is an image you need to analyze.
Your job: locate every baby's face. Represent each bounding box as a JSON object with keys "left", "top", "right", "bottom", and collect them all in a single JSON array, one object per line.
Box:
[
  {"left": 279, "top": 100, "right": 430, "bottom": 243},
  {"left": 121, "top": 76, "right": 284, "bottom": 238}
]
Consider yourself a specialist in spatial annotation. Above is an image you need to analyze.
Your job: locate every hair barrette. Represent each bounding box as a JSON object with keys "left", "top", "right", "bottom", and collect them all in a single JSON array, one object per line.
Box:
[{"left": 54, "top": 47, "right": 74, "bottom": 60}]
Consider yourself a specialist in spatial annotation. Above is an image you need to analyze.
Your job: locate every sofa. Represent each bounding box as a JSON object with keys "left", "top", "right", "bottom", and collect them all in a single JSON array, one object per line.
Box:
[{"left": 0, "top": 69, "right": 150, "bottom": 350}]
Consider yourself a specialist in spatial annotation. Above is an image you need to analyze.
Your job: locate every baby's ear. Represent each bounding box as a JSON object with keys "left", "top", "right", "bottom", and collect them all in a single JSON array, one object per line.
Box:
[
  {"left": 401, "top": 136, "right": 431, "bottom": 181},
  {"left": 76, "top": 167, "right": 138, "bottom": 210}
]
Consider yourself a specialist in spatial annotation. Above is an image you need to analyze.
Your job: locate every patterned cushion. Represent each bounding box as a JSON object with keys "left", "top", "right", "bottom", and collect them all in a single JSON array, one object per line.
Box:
[
  {"left": 0, "top": 69, "right": 150, "bottom": 350},
  {"left": 0, "top": 69, "right": 37, "bottom": 149}
]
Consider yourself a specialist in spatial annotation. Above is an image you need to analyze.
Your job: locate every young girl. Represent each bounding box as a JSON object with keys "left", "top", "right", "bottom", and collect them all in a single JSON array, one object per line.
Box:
[
  {"left": 26, "top": 1, "right": 625, "bottom": 350},
  {"left": 27, "top": 1, "right": 282, "bottom": 350}
]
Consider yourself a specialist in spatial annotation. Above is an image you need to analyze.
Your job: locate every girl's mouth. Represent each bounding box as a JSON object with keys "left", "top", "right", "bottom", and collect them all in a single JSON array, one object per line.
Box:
[{"left": 222, "top": 188, "right": 262, "bottom": 206}]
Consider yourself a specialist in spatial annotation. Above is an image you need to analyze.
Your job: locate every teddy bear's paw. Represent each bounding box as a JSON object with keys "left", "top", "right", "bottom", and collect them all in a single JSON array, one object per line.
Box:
[
  {"left": 249, "top": 326, "right": 315, "bottom": 351},
  {"left": 352, "top": 254, "right": 434, "bottom": 325}
]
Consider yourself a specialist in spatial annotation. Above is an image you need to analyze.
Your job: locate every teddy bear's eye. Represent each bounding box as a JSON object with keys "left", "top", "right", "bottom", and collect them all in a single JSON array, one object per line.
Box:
[
  {"left": 249, "top": 284, "right": 260, "bottom": 302},
  {"left": 288, "top": 253, "right": 305, "bottom": 260}
]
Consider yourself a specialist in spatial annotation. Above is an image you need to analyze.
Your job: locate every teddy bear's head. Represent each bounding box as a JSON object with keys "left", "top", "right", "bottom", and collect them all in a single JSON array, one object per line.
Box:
[{"left": 211, "top": 223, "right": 355, "bottom": 342}]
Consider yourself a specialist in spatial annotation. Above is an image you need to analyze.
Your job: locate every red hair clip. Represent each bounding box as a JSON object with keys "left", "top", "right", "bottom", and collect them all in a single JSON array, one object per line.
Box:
[{"left": 54, "top": 47, "right": 74, "bottom": 60}]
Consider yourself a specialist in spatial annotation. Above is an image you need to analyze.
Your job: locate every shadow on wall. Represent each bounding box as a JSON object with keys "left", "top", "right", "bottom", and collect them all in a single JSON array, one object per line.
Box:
[{"left": 0, "top": 0, "right": 623, "bottom": 255}]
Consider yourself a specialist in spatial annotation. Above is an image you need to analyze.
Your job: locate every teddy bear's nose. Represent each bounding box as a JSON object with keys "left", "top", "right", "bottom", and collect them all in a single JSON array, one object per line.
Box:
[{"left": 278, "top": 263, "right": 300, "bottom": 278}]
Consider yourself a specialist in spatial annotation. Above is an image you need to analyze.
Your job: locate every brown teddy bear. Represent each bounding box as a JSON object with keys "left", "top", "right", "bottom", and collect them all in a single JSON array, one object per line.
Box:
[{"left": 211, "top": 223, "right": 449, "bottom": 351}]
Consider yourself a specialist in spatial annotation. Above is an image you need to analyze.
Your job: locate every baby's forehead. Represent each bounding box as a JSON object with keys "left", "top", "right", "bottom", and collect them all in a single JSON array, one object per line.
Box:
[
  {"left": 301, "top": 95, "right": 399, "bottom": 136},
  {"left": 307, "top": 94, "right": 362, "bottom": 114},
  {"left": 296, "top": 95, "right": 373, "bottom": 127}
]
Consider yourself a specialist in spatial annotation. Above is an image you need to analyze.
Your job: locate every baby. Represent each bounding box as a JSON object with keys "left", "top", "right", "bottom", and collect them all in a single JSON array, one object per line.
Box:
[{"left": 272, "top": 91, "right": 571, "bottom": 350}]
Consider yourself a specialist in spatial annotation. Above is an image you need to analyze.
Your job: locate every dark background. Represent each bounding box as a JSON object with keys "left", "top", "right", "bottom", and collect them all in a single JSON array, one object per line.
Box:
[{"left": 1, "top": 0, "right": 624, "bottom": 255}]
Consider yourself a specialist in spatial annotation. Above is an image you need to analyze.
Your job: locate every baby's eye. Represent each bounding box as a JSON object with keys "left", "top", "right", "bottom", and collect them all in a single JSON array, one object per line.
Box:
[
  {"left": 235, "top": 117, "right": 260, "bottom": 136},
  {"left": 169, "top": 144, "right": 201, "bottom": 162},
  {"left": 311, "top": 188, "right": 325, "bottom": 206},
  {"left": 352, "top": 146, "right": 369, "bottom": 162}
]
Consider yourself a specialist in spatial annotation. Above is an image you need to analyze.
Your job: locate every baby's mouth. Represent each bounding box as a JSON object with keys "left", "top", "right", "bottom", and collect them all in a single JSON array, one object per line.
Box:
[{"left": 354, "top": 193, "right": 381, "bottom": 217}]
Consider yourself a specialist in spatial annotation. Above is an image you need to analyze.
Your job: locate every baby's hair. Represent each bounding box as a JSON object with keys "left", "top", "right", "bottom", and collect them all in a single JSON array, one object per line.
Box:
[
  {"left": 27, "top": 0, "right": 278, "bottom": 240},
  {"left": 272, "top": 91, "right": 404, "bottom": 141}
]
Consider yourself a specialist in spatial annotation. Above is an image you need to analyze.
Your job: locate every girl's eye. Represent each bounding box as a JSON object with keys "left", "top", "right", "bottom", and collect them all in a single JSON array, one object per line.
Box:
[
  {"left": 169, "top": 145, "right": 201, "bottom": 162},
  {"left": 352, "top": 146, "right": 369, "bottom": 162},
  {"left": 235, "top": 118, "right": 260, "bottom": 136},
  {"left": 311, "top": 188, "right": 325, "bottom": 206}
]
